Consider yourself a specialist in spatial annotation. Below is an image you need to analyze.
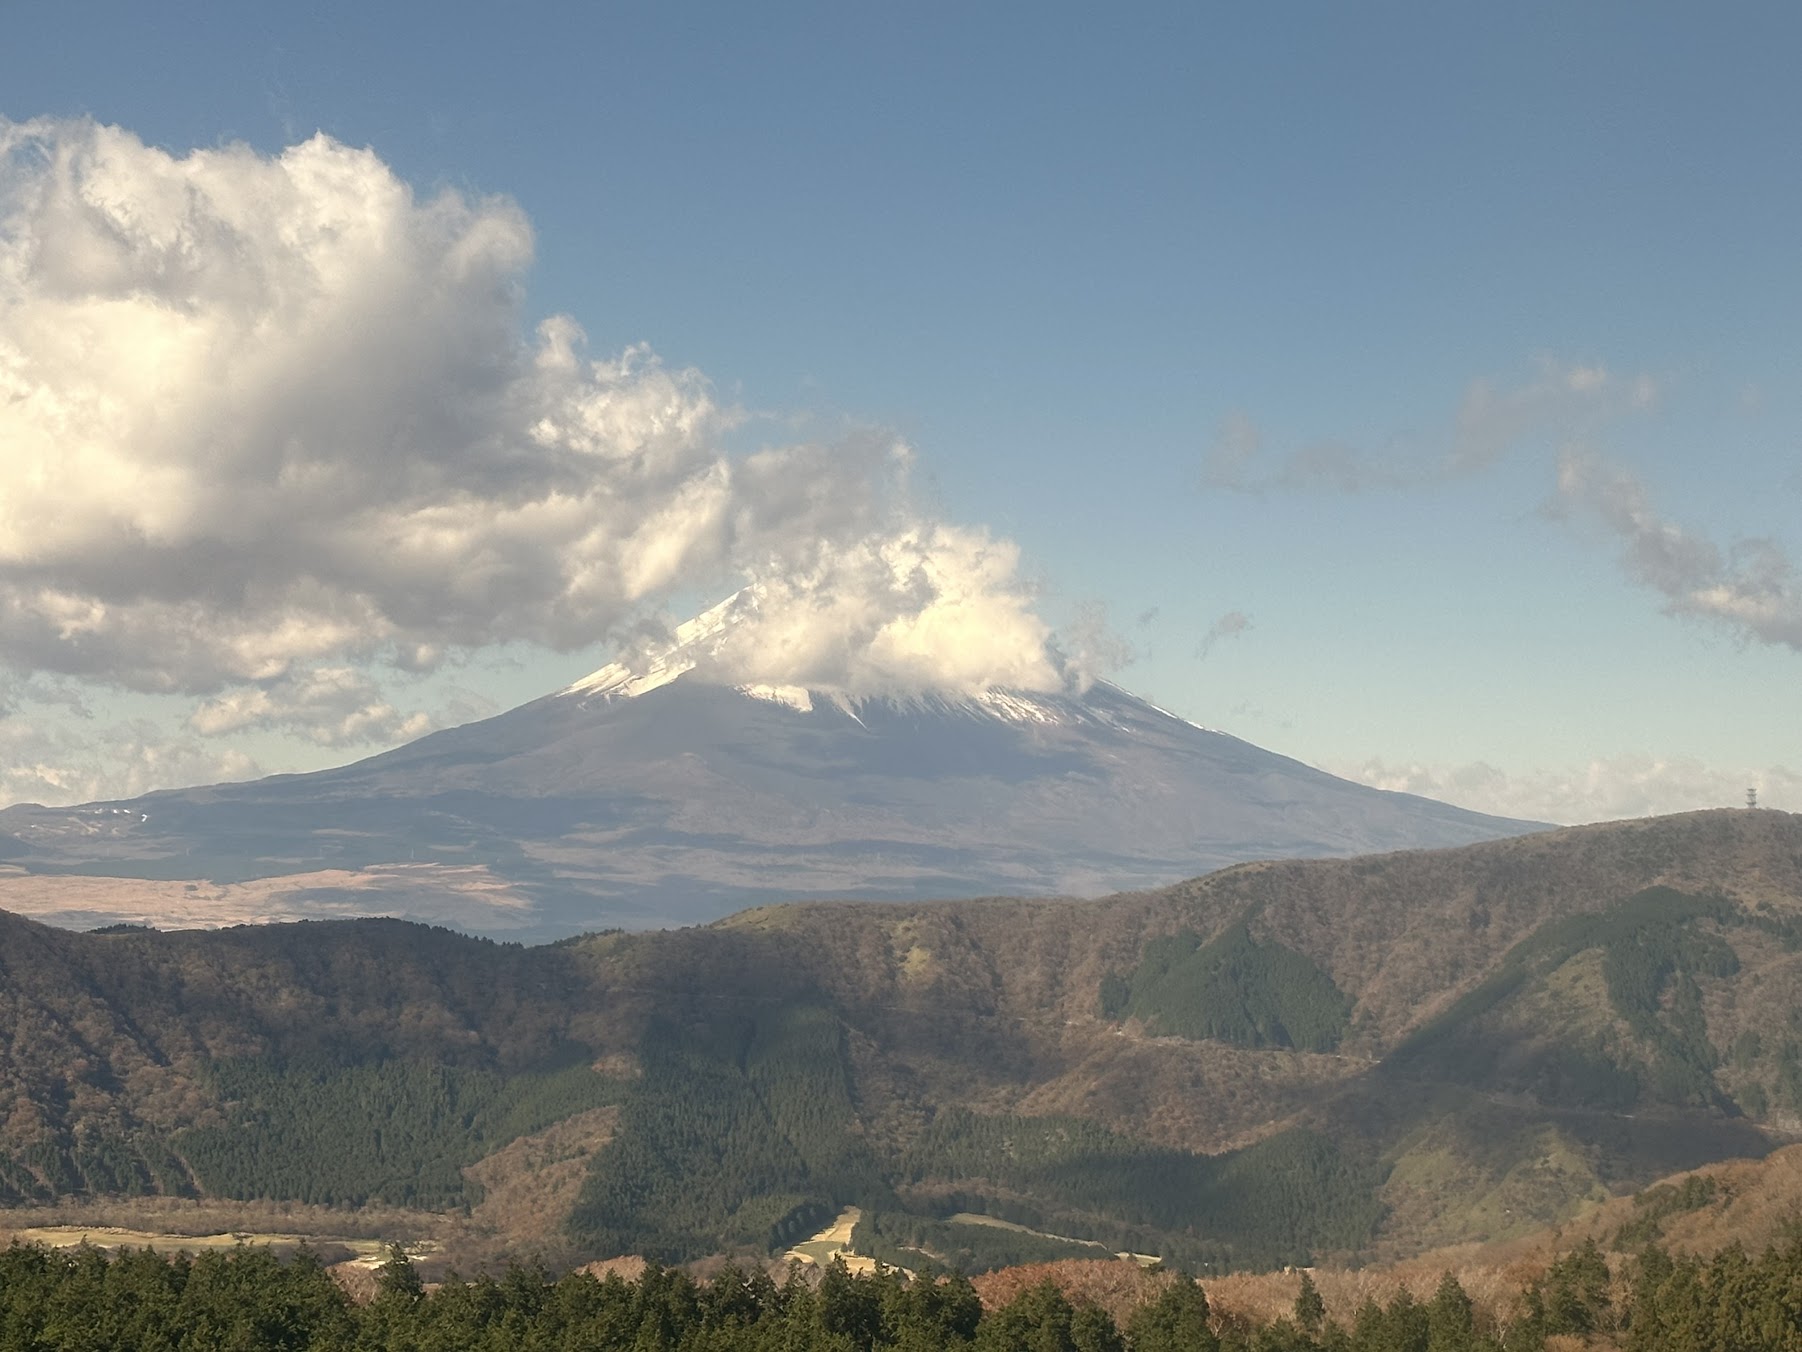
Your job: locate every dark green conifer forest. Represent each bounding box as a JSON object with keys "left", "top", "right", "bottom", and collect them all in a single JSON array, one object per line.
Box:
[{"left": 4, "top": 1233, "right": 1802, "bottom": 1351}]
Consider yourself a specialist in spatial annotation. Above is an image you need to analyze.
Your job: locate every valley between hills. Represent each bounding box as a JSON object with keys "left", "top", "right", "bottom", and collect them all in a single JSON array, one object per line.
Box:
[{"left": 2, "top": 807, "right": 1800, "bottom": 1296}]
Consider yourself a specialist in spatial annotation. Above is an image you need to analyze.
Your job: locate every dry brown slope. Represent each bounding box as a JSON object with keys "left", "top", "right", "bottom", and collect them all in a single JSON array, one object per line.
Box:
[
  {"left": 707, "top": 810, "right": 1802, "bottom": 1152},
  {"left": 720, "top": 809, "right": 1802, "bottom": 1044}
]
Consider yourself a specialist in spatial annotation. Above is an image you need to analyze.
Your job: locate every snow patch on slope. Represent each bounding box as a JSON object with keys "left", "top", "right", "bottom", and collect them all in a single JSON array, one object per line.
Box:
[
  {"left": 973, "top": 690, "right": 1064, "bottom": 725},
  {"left": 561, "top": 591, "right": 753, "bottom": 700},
  {"left": 740, "top": 684, "right": 813, "bottom": 712}
]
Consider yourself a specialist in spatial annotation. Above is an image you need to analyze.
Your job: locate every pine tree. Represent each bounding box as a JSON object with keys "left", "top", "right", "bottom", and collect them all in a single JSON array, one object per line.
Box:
[
  {"left": 1127, "top": 1277, "right": 1217, "bottom": 1352},
  {"left": 1293, "top": 1272, "right": 1326, "bottom": 1335},
  {"left": 1425, "top": 1272, "right": 1474, "bottom": 1352}
]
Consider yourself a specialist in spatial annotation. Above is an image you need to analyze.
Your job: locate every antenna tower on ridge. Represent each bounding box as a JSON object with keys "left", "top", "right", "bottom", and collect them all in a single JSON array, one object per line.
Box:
[{"left": 1748, "top": 786, "right": 1758, "bottom": 810}]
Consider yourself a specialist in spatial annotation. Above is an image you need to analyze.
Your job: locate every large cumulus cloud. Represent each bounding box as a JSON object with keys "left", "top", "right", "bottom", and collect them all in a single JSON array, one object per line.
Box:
[{"left": 0, "top": 118, "right": 1059, "bottom": 721}]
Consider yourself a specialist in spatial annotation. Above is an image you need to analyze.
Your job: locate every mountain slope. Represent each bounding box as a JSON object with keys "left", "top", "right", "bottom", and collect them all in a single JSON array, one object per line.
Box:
[
  {"left": 0, "top": 810, "right": 1796, "bottom": 1269},
  {"left": 0, "top": 612, "right": 1539, "bottom": 936}
]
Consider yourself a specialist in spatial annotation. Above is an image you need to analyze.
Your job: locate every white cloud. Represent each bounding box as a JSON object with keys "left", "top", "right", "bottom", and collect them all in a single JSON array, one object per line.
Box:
[
  {"left": 1554, "top": 451, "right": 1802, "bottom": 652},
  {"left": 1339, "top": 754, "right": 1800, "bottom": 825},
  {"left": 605, "top": 524, "right": 1061, "bottom": 699},
  {"left": 1449, "top": 358, "right": 1655, "bottom": 473},
  {"left": 0, "top": 710, "right": 261, "bottom": 807},
  {"left": 188, "top": 667, "right": 433, "bottom": 747},
  {"left": 1050, "top": 601, "right": 1133, "bottom": 693},
  {"left": 0, "top": 674, "right": 92, "bottom": 720},
  {"left": 1195, "top": 609, "right": 1252, "bottom": 660},
  {"left": 0, "top": 117, "right": 1059, "bottom": 715},
  {"left": 1204, "top": 359, "right": 1657, "bottom": 492}
]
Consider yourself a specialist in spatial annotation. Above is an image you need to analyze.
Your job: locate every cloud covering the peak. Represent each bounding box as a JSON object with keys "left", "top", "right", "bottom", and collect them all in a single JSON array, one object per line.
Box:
[
  {"left": 685, "top": 527, "right": 1060, "bottom": 697},
  {"left": 0, "top": 117, "right": 1060, "bottom": 735}
]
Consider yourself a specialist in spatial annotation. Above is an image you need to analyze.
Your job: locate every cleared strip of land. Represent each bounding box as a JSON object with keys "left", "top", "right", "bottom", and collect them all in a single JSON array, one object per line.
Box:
[
  {"left": 783, "top": 1205, "right": 875, "bottom": 1273},
  {"left": 0, "top": 862, "right": 535, "bottom": 932},
  {"left": 948, "top": 1213, "right": 1159, "bottom": 1265},
  {"left": 3, "top": 1225, "right": 436, "bottom": 1268}
]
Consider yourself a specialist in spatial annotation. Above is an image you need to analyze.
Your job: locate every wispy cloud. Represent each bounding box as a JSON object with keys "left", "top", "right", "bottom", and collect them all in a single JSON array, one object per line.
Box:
[
  {"left": 0, "top": 675, "right": 92, "bottom": 720},
  {"left": 1340, "top": 754, "right": 1798, "bottom": 825},
  {"left": 1195, "top": 610, "right": 1252, "bottom": 659},
  {"left": 1050, "top": 601, "right": 1134, "bottom": 692},
  {"left": 1204, "top": 360, "right": 1657, "bottom": 493},
  {"left": 0, "top": 709, "right": 261, "bottom": 807},
  {"left": 188, "top": 667, "right": 434, "bottom": 747},
  {"left": 1449, "top": 364, "right": 1656, "bottom": 474},
  {"left": 1553, "top": 451, "right": 1802, "bottom": 652}
]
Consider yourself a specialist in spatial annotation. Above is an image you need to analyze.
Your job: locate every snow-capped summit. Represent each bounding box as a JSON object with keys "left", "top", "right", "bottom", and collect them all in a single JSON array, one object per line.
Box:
[
  {"left": 557, "top": 587, "right": 1196, "bottom": 732},
  {"left": 562, "top": 589, "right": 763, "bottom": 701},
  {"left": 561, "top": 590, "right": 835, "bottom": 716}
]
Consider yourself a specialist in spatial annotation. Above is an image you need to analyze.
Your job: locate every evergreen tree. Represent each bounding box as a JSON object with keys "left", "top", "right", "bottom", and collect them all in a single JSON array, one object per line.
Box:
[
  {"left": 1126, "top": 1277, "right": 1217, "bottom": 1352},
  {"left": 1348, "top": 1298, "right": 1386, "bottom": 1352},
  {"left": 1530, "top": 1239, "right": 1611, "bottom": 1340},
  {"left": 1247, "top": 1316, "right": 1318, "bottom": 1352},
  {"left": 978, "top": 1279, "right": 1078, "bottom": 1352},
  {"left": 359, "top": 1244, "right": 427, "bottom": 1352},
  {"left": 1293, "top": 1272, "right": 1325, "bottom": 1336},
  {"left": 1425, "top": 1273, "right": 1474, "bottom": 1352},
  {"left": 818, "top": 1258, "right": 884, "bottom": 1351},
  {"left": 1071, "top": 1302, "right": 1125, "bottom": 1352},
  {"left": 883, "top": 1269, "right": 981, "bottom": 1352},
  {"left": 1380, "top": 1290, "right": 1427, "bottom": 1352}
]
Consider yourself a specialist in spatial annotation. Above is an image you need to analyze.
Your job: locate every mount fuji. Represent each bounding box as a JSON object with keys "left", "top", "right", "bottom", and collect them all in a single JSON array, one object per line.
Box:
[{"left": 0, "top": 595, "right": 1545, "bottom": 938}]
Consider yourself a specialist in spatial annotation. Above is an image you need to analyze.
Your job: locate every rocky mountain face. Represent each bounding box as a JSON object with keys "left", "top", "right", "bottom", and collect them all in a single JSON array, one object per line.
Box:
[
  {"left": 0, "top": 810, "right": 1796, "bottom": 1269},
  {"left": 0, "top": 603, "right": 1540, "bottom": 938}
]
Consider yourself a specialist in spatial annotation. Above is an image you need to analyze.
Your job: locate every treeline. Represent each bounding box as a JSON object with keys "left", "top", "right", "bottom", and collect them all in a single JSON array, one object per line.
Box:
[
  {"left": 2, "top": 996, "right": 1385, "bottom": 1272},
  {"left": 0, "top": 914, "right": 596, "bottom": 1208},
  {"left": 1100, "top": 923, "right": 1351, "bottom": 1052},
  {"left": 0, "top": 1053, "right": 620, "bottom": 1210},
  {"left": 0, "top": 1241, "right": 1426, "bottom": 1352},
  {"left": 565, "top": 998, "right": 1384, "bottom": 1271},
  {"left": 567, "top": 1006, "right": 895, "bottom": 1261},
  {"left": 900, "top": 1110, "right": 1382, "bottom": 1271},
  {"left": 11, "top": 1233, "right": 1802, "bottom": 1351},
  {"left": 179, "top": 1056, "right": 623, "bottom": 1209},
  {"left": 0, "top": 1135, "right": 195, "bottom": 1206}
]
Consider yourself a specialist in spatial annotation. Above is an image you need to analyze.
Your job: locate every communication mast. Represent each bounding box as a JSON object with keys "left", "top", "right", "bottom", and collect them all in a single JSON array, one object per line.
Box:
[{"left": 1748, "top": 786, "right": 1759, "bottom": 810}]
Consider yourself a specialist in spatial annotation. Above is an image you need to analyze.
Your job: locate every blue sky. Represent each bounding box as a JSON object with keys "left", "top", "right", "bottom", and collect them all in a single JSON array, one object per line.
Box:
[{"left": 1, "top": 2, "right": 1798, "bottom": 821}]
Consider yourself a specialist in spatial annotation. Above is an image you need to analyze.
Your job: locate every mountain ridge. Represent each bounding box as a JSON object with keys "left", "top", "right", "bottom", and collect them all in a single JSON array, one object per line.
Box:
[
  {"left": 0, "top": 809, "right": 1796, "bottom": 1270},
  {"left": 0, "top": 654, "right": 1542, "bottom": 937}
]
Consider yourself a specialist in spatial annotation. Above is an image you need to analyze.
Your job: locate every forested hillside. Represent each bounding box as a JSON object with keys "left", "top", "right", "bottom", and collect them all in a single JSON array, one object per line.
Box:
[{"left": 0, "top": 809, "right": 1799, "bottom": 1271}]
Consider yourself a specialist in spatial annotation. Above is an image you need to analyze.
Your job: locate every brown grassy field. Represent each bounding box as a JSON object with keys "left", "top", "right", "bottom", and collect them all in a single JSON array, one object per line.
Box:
[{"left": 0, "top": 861, "right": 534, "bottom": 932}]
